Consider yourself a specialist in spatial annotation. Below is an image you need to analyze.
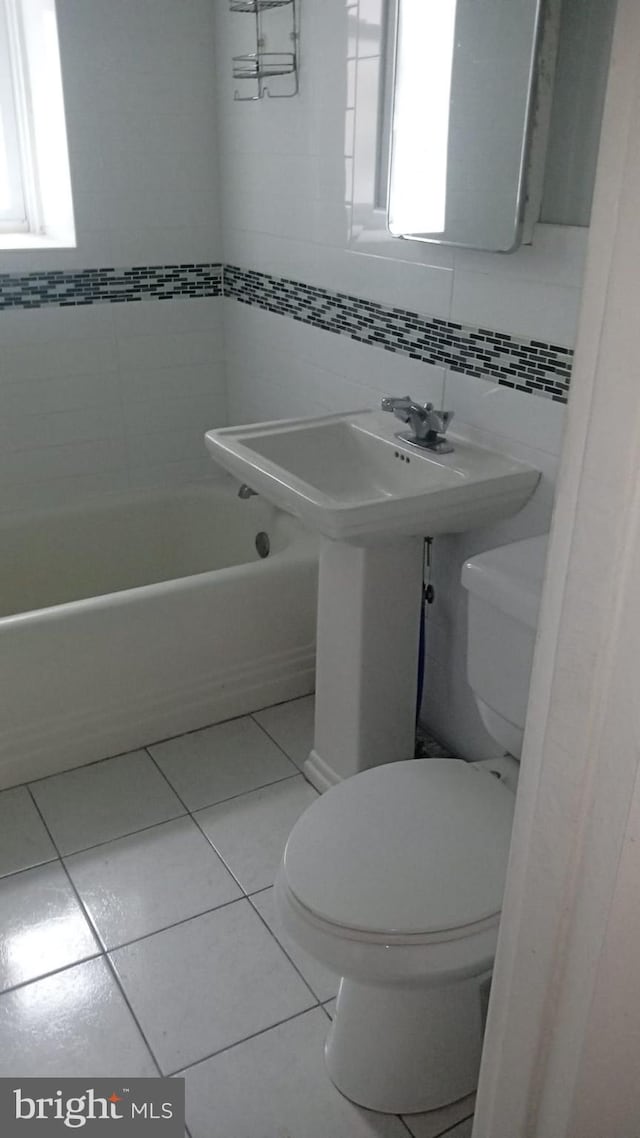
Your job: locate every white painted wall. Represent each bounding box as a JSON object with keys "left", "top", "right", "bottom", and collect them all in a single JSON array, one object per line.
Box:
[
  {"left": 0, "top": 0, "right": 226, "bottom": 513},
  {"left": 214, "top": 0, "right": 587, "bottom": 758}
]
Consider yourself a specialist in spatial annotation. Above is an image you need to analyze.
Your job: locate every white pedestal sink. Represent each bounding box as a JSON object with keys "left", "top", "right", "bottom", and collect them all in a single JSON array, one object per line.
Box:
[{"left": 205, "top": 410, "right": 539, "bottom": 789}]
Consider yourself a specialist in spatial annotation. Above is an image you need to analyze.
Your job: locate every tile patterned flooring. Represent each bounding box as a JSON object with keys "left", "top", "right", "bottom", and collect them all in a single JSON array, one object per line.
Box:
[{"left": 0, "top": 695, "right": 474, "bottom": 1138}]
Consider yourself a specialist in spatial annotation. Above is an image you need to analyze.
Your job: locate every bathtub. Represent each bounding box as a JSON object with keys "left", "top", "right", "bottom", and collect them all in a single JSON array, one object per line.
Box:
[{"left": 0, "top": 480, "right": 318, "bottom": 789}]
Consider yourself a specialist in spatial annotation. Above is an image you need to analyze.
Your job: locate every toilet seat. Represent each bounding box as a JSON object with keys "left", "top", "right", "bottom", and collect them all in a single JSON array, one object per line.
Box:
[{"left": 282, "top": 758, "right": 515, "bottom": 940}]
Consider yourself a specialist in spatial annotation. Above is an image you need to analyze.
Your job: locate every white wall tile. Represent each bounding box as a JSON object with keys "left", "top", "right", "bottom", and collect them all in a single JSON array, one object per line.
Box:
[
  {"left": 0, "top": 0, "right": 225, "bottom": 514},
  {"left": 450, "top": 269, "right": 582, "bottom": 346},
  {"left": 120, "top": 365, "right": 224, "bottom": 407},
  {"left": 5, "top": 406, "right": 123, "bottom": 452},
  {"left": 0, "top": 305, "right": 115, "bottom": 346},
  {"left": 445, "top": 371, "right": 567, "bottom": 457},
  {"left": 123, "top": 393, "right": 226, "bottom": 436},
  {"left": 0, "top": 473, "right": 130, "bottom": 516},
  {"left": 125, "top": 430, "right": 215, "bottom": 469},
  {"left": 128, "top": 458, "right": 216, "bottom": 491},
  {"left": 112, "top": 298, "right": 222, "bottom": 339},
  {"left": 5, "top": 0, "right": 222, "bottom": 276},
  {"left": 107, "top": 225, "right": 220, "bottom": 267},
  {"left": 453, "top": 224, "right": 588, "bottom": 287},
  {"left": 0, "top": 339, "right": 118, "bottom": 383},
  {"left": 0, "top": 374, "right": 120, "bottom": 417},
  {"left": 0, "top": 439, "right": 127, "bottom": 486},
  {"left": 116, "top": 331, "right": 223, "bottom": 373}
]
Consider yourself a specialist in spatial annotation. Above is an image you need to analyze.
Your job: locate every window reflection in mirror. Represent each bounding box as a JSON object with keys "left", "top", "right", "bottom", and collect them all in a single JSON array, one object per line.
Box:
[
  {"left": 388, "top": 0, "right": 546, "bottom": 252},
  {"left": 377, "top": 0, "right": 616, "bottom": 254}
]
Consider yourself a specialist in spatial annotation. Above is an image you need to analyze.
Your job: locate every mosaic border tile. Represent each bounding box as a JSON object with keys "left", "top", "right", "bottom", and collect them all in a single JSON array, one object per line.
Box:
[
  {"left": 0, "top": 263, "right": 223, "bottom": 310},
  {"left": 0, "top": 260, "right": 572, "bottom": 402},
  {"left": 223, "top": 265, "right": 572, "bottom": 403}
]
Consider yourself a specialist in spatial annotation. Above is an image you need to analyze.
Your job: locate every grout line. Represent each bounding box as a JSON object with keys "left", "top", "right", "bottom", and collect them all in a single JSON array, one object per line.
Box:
[
  {"left": 0, "top": 949, "right": 105, "bottom": 999},
  {"left": 4, "top": 706, "right": 282, "bottom": 797},
  {"left": 105, "top": 895, "right": 246, "bottom": 955},
  {"left": 251, "top": 692, "right": 313, "bottom": 715},
  {"left": 55, "top": 810, "right": 189, "bottom": 860},
  {"left": 144, "top": 749, "right": 248, "bottom": 894},
  {"left": 248, "top": 713, "right": 313, "bottom": 782},
  {"left": 246, "top": 891, "right": 323, "bottom": 1008},
  {"left": 24, "top": 786, "right": 164, "bottom": 1079},
  {"left": 248, "top": 716, "right": 302, "bottom": 776},
  {"left": 145, "top": 748, "right": 328, "bottom": 1009},
  {"left": 0, "top": 696, "right": 313, "bottom": 802},
  {"left": 0, "top": 853, "right": 61, "bottom": 883},
  {"left": 9, "top": 766, "right": 301, "bottom": 873},
  {"left": 400, "top": 1104, "right": 476, "bottom": 1138},
  {"left": 245, "top": 883, "right": 273, "bottom": 899},
  {"left": 145, "top": 746, "right": 302, "bottom": 901},
  {"left": 186, "top": 769, "right": 302, "bottom": 816},
  {"left": 398, "top": 1117, "right": 417, "bottom": 1136},
  {"left": 435, "top": 1114, "right": 475, "bottom": 1138},
  {"left": 170, "top": 1004, "right": 320, "bottom": 1080}
]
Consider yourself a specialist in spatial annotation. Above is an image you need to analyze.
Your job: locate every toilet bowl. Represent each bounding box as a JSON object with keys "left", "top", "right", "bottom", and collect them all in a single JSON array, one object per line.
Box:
[
  {"left": 276, "top": 535, "right": 548, "bottom": 1114},
  {"left": 276, "top": 758, "right": 515, "bottom": 1113}
]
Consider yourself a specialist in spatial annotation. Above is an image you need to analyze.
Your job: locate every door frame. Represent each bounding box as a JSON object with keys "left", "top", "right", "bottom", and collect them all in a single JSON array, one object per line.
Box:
[{"left": 473, "top": 0, "right": 640, "bottom": 1132}]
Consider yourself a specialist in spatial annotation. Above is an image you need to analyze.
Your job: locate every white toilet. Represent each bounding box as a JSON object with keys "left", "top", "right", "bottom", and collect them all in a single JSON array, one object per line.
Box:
[{"left": 275, "top": 534, "right": 548, "bottom": 1115}]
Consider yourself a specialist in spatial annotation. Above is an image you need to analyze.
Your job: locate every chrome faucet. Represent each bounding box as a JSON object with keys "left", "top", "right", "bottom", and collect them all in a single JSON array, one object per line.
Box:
[{"left": 381, "top": 396, "right": 455, "bottom": 454}]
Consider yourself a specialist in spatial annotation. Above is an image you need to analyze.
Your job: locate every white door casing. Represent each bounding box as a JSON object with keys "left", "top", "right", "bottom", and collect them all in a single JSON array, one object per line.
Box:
[{"left": 473, "top": 0, "right": 640, "bottom": 1133}]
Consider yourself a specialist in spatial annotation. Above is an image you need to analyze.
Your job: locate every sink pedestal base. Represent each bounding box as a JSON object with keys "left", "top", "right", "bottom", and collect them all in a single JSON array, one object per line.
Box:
[{"left": 304, "top": 536, "right": 423, "bottom": 791}]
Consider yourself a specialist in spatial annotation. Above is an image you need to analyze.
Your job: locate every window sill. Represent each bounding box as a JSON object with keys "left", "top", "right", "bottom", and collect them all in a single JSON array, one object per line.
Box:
[{"left": 0, "top": 231, "right": 76, "bottom": 251}]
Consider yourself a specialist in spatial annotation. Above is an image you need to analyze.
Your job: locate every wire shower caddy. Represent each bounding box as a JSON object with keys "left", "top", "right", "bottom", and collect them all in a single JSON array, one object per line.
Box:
[{"left": 230, "top": 0, "right": 299, "bottom": 101}]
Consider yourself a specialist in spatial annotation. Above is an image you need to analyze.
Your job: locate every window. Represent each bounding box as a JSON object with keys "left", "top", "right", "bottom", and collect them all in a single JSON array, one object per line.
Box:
[{"left": 0, "top": 0, "right": 75, "bottom": 248}]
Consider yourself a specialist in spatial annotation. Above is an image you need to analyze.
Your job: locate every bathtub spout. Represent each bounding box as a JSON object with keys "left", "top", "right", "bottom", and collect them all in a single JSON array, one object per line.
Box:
[{"left": 238, "top": 484, "right": 258, "bottom": 500}]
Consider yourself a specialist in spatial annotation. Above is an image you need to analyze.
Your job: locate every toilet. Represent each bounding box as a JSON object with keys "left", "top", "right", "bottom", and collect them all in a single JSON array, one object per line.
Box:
[{"left": 275, "top": 534, "right": 548, "bottom": 1115}]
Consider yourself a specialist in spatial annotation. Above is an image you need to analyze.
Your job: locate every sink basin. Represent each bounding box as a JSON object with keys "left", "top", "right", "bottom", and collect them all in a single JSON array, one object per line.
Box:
[{"left": 205, "top": 410, "right": 539, "bottom": 543}]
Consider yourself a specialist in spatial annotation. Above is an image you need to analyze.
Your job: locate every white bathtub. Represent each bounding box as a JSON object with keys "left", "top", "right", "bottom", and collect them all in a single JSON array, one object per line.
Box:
[{"left": 0, "top": 480, "right": 318, "bottom": 789}]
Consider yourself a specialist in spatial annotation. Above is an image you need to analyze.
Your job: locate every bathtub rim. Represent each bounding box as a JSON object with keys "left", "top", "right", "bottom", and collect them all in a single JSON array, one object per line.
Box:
[{"left": 0, "top": 475, "right": 318, "bottom": 625}]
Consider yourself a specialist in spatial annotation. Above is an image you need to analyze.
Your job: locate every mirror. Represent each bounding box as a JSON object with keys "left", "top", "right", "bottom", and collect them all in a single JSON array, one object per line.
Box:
[{"left": 387, "top": 0, "right": 545, "bottom": 252}]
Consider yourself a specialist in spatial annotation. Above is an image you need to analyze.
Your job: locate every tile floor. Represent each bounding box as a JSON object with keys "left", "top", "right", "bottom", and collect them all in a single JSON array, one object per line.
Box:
[{"left": 0, "top": 694, "right": 474, "bottom": 1138}]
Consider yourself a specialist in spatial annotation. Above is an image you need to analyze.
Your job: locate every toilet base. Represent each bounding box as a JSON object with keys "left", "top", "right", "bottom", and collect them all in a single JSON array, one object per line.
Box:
[{"left": 324, "top": 972, "right": 490, "bottom": 1115}]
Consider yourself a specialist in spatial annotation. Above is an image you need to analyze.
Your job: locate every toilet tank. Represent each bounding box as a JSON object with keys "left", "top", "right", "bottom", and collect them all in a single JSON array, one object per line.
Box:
[{"left": 461, "top": 535, "right": 548, "bottom": 758}]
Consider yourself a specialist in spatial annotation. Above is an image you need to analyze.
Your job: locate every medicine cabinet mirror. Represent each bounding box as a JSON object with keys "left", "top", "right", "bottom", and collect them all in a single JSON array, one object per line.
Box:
[{"left": 368, "top": 0, "right": 616, "bottom": 253}]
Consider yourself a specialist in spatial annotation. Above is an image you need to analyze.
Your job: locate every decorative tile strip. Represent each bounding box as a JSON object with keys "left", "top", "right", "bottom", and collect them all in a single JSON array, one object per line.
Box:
[
  {"left": 0, "top": 263, "right": 223, "bottom": 310},
  {"left": 223, "top": 264, "right": 573, "bottom": 403},
  {"left": 0, "top": 260, "right": 572, "bottom": 402}
]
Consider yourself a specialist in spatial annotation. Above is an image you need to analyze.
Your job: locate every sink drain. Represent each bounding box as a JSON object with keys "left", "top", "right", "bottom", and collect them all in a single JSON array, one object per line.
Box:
[{"left": 255, "top": 531, "right": 270, "bottom": 559}]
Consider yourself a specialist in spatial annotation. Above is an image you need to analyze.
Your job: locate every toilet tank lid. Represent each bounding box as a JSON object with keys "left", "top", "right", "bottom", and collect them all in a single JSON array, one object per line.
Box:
[{"left": 461, "top": 534, "right": 548, "bottom": 631}]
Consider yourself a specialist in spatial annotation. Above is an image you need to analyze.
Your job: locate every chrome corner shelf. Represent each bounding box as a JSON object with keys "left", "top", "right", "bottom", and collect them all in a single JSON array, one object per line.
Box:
[
  {"left": 232, "top": 52, "right": 296, "bottom": 80},
  {"left": 230, "top": 1, "right": 293, "bottom": 10},
  {"left": 229, "top": 0, "right": 299, "bottom": 101}
]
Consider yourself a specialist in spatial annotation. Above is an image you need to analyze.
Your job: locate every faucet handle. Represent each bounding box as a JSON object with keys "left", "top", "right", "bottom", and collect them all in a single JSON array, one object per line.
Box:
[
  {"left": 381, "top": 395, "right": 412, "bottom": 412},
  {"left": 381, "top": 395, "right": 434, "bottom": 420},
  {"left": 427, "top": 408, "right": 454, "bottom": 433}
]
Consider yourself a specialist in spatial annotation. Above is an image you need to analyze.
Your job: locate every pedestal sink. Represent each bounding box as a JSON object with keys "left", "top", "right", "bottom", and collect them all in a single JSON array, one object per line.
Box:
[{"left": 205, "top": 410, "right": 539, "bottom": 790}]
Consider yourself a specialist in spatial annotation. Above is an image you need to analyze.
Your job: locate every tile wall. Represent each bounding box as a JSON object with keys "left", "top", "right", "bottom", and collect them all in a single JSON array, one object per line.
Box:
[{"left": 0, "top": 0, "right": 226, "bottom": 514}]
